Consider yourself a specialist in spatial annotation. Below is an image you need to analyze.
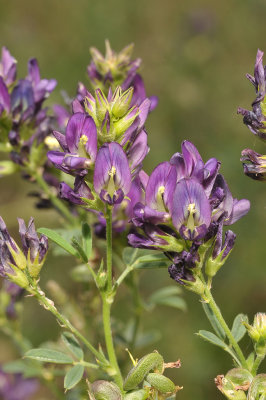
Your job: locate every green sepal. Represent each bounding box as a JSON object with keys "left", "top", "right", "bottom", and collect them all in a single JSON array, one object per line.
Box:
[
  {"left": 71, "top": 237, "right": 88, "bottom": 263},
  {"left": 247, "top": 374, "right": 266, "bottom": 400},
  {"left": 6, "top": 265, "right": 29, "bottom": 288}
]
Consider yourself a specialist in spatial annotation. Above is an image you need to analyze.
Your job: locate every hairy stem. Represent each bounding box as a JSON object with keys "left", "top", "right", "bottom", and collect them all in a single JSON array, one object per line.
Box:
[
  {"left": 28, "top": 167, "right": 77, "bottom": 226},
  {"left": 30, "top": 285, "right": 107, "bottom": 365},
  {"left": 203, "top": 286, "right": 248, "bottom": 370},
  {"left": 251, "top": 354, "right": 265, "bottom": 375},
  {"left": 101, "top": 206, "right": 123, "bottom": 389}
]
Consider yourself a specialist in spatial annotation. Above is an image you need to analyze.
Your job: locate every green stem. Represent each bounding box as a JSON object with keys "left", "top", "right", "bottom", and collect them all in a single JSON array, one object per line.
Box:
[
  {"left": 203, "top": 287, "right": 248, "bottom": 370},
  {"left": 28, "top": 166, "right": 77, "bottom": 226},
  {"left": 251, "top": 354, "right": 265, "bottom": 375},
  {"left": 106, "top": 206, "right": 113, "bottom": 292},
  {"left": 101, "top": 206, "right": 123, "bottom": 389},
  {"left": 128, "top": 271, "right": 143, "bottom": 349},
  {"left": 102, "top": 295, "right": 123, "bottom": 389},
  {"left": 30, "top": 285, "right": 107, "bottom": 365}
]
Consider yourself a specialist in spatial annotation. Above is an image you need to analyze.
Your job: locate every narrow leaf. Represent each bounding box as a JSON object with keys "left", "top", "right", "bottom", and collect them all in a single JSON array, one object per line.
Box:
[
  {"left": 196, "top": 330, "right": 227, "bottom": 348},
  {"left": 122, "top": 247, "right": 141, "bottom": 265},
  {"left": 62, "top": 332, "right": 84, "bottom": 360},
  {"left": 64, "top": 364, "right": 84, "bottom": 391},
  {"left": 231, "top": 313, "right": 248, "bottom": 343},
  {"left": 2, "top": 360, "right": 42, "bottom": 377},
  {"left": 202, "top": 302, "right": 226, "bottom": 340},
  {"left": 134, "top": 253, "right": 169, "bottom": 269},
  {"left": 151, "top": 296, "right": 187, "bottom": 311},
  {"left": 25, "top": 349, "right": 73, "bottom": 364},
  {"left": 149, "top": 286, "right": 182, "bottom": 303},
  {"left": 82, "top": 223, "right": 92, "bottom": 259},
  {"left": 71, "top": 237, "right": 88, "bottom": 263},
  {"left": 38, "top": 228, "right": 79, "bottom": 258}
]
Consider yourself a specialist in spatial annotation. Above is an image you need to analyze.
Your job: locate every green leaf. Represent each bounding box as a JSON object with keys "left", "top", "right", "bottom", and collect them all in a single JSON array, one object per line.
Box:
[
  {"left": 134, "top": 253, "right": 169, "bottom": 269},
  {"left": 149, "top": 286, "right": 183, "bottom": 302},
  {"left": 82, "top": 223, "right": 92, "bottom": 259},
  {"left": 2, "top": 360, "right": 42, "bottom": 377},
  {"left": 231, "top": 313, "right": 248, "bottom": 343},
  {"left": 37, "top": 228, "right": 79, "bottom": 258},
  {"left": 24, "top": 348, "right": 73, "bottom": 364},
  {"left": 70, "top": 264, "right": 93, "bottom": 282},
  {"left": 64, "top": 364, "right": 84, "bottom": 391},
  {"left": 202, "top": 302, "right": 226, "bottom": 340},
  {"left": 122, "top": 247, "right": 142, "bottom": 265},
  {"left": 71, "top": 237, "right": 88, "bottom": 263},
  {"left": 62, "top": 332, "right": 84, "bottom": 360},
  {"left": 196, "top": 330, "right": 227, "bottom": 348},
  {"left": 151, "top": 296, "right": 187, "bottom": 311}
]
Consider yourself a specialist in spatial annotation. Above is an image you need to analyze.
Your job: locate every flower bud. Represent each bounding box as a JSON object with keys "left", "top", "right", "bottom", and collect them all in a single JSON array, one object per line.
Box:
[
  {"left": 241, "top": 149, "right": 266, "bottom": 181},
  {"left": 245, "top": 313, "right": 266, "bottom": 357},
  {"left": 95, "top": 89, "right": 109, "bottom": 122},
  {"left": 0, "top": 160, "right": 18, "bottom": 177},
  {"left": 112, "top": 87, "right": 133, "bottom": 118},
  {"left": 113, "top": 106, "right": 139, "bottom": 139}
]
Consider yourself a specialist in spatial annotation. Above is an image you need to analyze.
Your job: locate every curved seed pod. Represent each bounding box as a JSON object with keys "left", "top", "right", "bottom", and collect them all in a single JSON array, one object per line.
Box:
[
  {"left": 124, "top": 389, "right": 149, "bottom": 400},
  {"left": 90, "top": 380, "right": 122, "bottom": 400},
  {"left": 124, "top": 352, "right": 164, "bottom": 391},
  {"left": 146, "top": 373, "right": 176, "bottom": 395}
]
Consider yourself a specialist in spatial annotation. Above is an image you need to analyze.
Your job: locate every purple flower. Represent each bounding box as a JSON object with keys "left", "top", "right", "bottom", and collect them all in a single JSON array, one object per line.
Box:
[
  {"left": 171, "top": 178, "right": 211, "bottom": 240},
  {"left": 27, "top": 58, "right": 56, "bottom": 104},
  {"left": 93, "top": 142, "right": 131, "bottom": 205},
  {"left": 237, "top": 49, "right": 266, "bottom": 140},
  {"left": 0, "top": 47, "right": 17, "bottom": 85},
  {"left": 48, "top": 112, "right": 97, "bottom": 175},
  {"left": 0, "top": 369, "right": 38, "bottom": 400},
  {"left": 0, "top": 217, "right": 48, "bottom": 281},
  {"left": 240, "top": 148, "right": 266, "bottom": 181}
]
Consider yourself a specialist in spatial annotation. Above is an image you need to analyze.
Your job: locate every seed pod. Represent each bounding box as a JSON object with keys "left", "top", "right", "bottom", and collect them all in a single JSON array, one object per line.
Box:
[
  {"left": 90, "top": 380, "right": 122, "bottom": 400},
  {"left": 124, "top": 352, "right": 164, "bottom": 391},
  {"left": 146, "top": 373, "right": 176, "bottom": 395}
]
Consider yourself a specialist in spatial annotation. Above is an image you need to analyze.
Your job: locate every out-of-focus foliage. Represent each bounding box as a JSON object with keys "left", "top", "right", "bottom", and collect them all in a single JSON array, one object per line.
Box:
[{"left": 0, "top": 0, "right": 265, "bottom": 399}]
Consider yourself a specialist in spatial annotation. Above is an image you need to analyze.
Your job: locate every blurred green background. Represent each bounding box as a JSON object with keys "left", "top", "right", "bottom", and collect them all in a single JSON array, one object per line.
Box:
[{"left": 0, "top": 0, "right": 266, "bottom": 399}]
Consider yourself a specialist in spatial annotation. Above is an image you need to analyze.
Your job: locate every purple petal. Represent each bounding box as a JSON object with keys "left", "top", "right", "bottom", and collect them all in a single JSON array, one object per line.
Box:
[
  {"left": 52, "top": 130, "right": 68, "bottom": 152},
  {"left": 172, "top": 178, "right": 211, "bottom": 240},
  {"left": 0, "top": 47, "right": 17, "bottom": 85},
  {"left": 146, "top": 162, "right": 177, "bottom": 212},
  {"left": 224, "top": 198, "right": 250, "bottom": 225},
  {"left": 53, "top": 105, "right": 70, "bottom": 130},
  {"left": 254, "top": 49, "right": 265, "bottom": 98},
  {"left": 127, "top": 129, "right": 149, "bottom": 171},
  {"left": 182, "top": 140, "right": 204, "bottom": 179},
  {"left": 60, "top": 182, "right": 85, "bottom": 205},
  {"left": 0, "top": 77, "right": 10, "bottom": 112},
  {"left": 27, "top": 58, "right": 40, "bottom": 84},
  {"left": 138, "top": 98, "right": 151, "bottom": 131},
  {"left": 149, "top": 95, "right": 158, "bottom": 111}
]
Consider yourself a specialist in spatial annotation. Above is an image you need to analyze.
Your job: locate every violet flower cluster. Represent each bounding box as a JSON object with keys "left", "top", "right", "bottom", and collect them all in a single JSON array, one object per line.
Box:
[
  {"left": 0, "top": 47, "right": 56, "bottom": 167},
  {"left": 128, "top": 141, "right": 250, "bottom": 287},
  {"left": 0, "top": 217, "right": 48, "bottom": 286},
  {"left": 238, "top": 49, "right": 266, "bottom": 181},
  {"left": 48, "top": 67, "right": 153, "bottom": 233}
]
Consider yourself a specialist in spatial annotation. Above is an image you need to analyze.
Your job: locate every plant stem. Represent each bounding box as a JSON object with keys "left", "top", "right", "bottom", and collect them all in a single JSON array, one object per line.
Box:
[
  {"left": 28, "top": 167, "right": 77, "bottom": 226},
  {"left": 30, "top": 285, "right": 107, "bottom": 365},
  {"left": 203, "top": 286, "right": 248, "bottom": 370},
  {"left": 106, "top": 206, "right": 113, "bottom": 292},
  {"left": 251, "top": 354, "right": 265, "bottom": 375},
  {"left": 101, "top": 206, "right": 123, "bottom": 390}
]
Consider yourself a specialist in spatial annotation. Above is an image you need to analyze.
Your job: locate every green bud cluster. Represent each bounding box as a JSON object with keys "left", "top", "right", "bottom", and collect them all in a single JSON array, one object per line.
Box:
[{"left": 245, "top": 313, "right": 266, "bottom": 357}]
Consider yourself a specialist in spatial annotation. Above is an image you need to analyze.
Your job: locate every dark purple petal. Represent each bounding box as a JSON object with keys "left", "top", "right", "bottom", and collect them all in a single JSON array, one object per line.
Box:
[
  {"left": 27, "top": 58, "right": 41, "bottom": 85},
  {"left": 128, "top": 232, "right": 155, "bottom": 249},
  {"left": 72, "top": 98, "right": 85, "bottom": 114},
  {"left": 171, "top": 178, "right": 211, "bottom": 240},
  {"left": 149, "top": 95, "right": 158, "bottom": 111},
  {"left": 210, "top": 174, "right": 233, "bottom": 221},
  {"left": 182, "top": 140, "right": 204, "bottom": 179},
  {"left": 52, "top": 130, "right": 68, "bottom": 152},
  {"left": 170, "top": 152, "right": 186, "bottom": 181},
  {"left": 138, "top": 98, "right": 151, "bottom": 131},
  {"left": 63, "top": 155, "right": 91, "bottom": 169},
  {"left": 254, "top": 49, "right": 265, "bottom": 99},
  {"left": 60, "top": 182, "right": 86, "bottom": 205},
  {"left": 130, "top": 74, "right": 146, "bottom": 106},
  {"left": 11, "top": 80, "right": 35, "bottom": 117}
]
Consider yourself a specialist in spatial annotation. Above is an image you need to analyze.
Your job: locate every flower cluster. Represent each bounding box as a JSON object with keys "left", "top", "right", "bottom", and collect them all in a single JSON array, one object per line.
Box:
[
  {"left": 128, "top": 140, "right": 250, "bottom": 286},
  {"left": 48, "top": 82, "right": 151, "bottom": 225},
  {"left": 0, "top": 47, "right": 56, "bottom": 156},
  {"left": 87, "top": 40, "right": 158, "bottom": 110},
  {"left": 238, "top": 49, "right": 266, "bottom": 181},
  {"left": 0, "top": 217, "right": 48, "bottom": 286}
]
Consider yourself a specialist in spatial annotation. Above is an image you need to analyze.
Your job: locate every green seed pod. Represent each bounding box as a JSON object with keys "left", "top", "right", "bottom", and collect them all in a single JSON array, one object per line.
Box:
[
  {"left": 90, "top": 380, "right": 122, "bottom": 400},
  {"left": 124, "top": 352, "right": 164, "bottom": 391},
  {"left": 124, "top": 389, "right": 149, "bottom": 400},
  {"left": 146, "top": 373, "right": 176, "bottom": 395},
  {"left": 248, "top": 374, "right": 266, "bottom": 400}
]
